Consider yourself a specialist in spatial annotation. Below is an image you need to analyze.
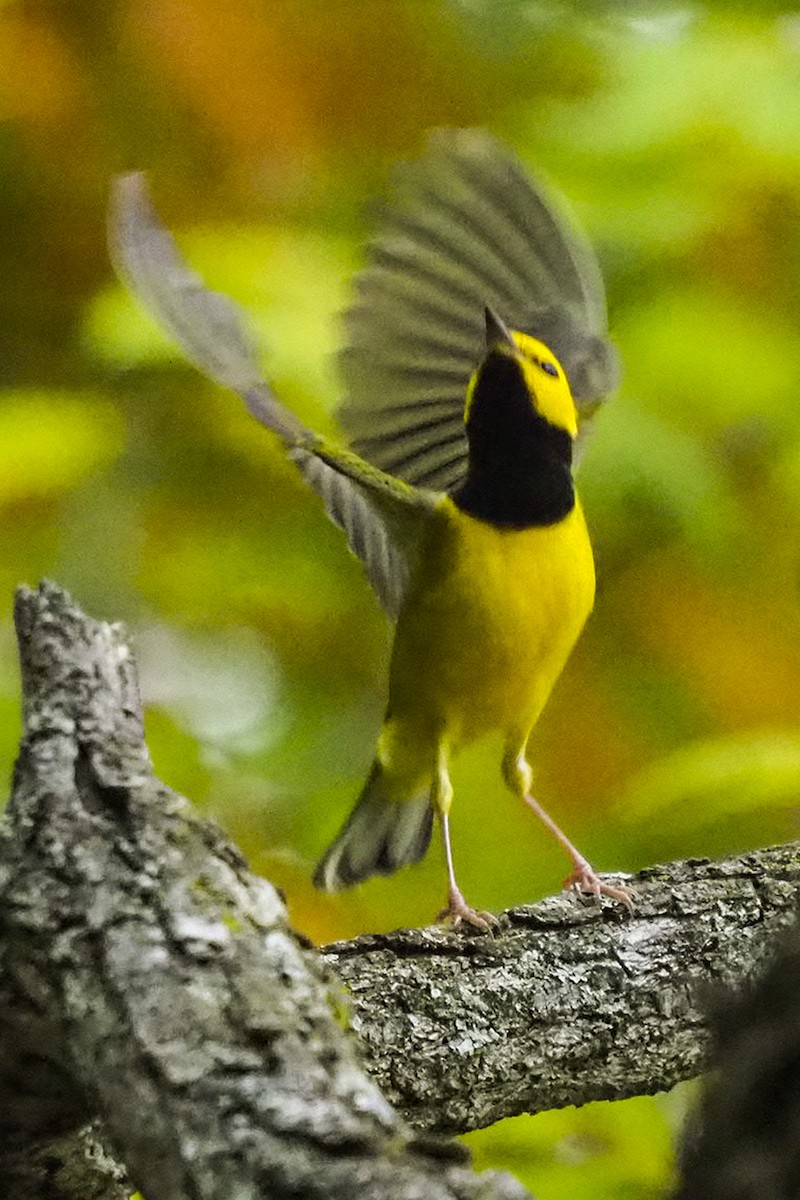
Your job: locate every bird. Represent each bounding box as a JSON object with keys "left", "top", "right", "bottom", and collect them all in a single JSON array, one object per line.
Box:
[{"left": 109, "top": 129, "right": 632, "bottom": 929}]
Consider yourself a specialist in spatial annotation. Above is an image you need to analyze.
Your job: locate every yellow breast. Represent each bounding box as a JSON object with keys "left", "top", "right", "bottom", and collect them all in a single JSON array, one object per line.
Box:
[{"left": 387, "top": 496, "right": 595, "bottom": 751}]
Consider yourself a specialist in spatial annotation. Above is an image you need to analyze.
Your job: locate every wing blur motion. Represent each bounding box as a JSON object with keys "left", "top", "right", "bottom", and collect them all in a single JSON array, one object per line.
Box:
[
  {"left": 338, "top": 128, "right": 619, "bottom": 488},
  {"left": 109, "top": 173, "right": 306, "bottom": 445},
  {"left": 290, "top": 446, "right": 435, "bottom": 619},
  {"left": 109, "top": 173, "right": 435, "bottom": 619}
]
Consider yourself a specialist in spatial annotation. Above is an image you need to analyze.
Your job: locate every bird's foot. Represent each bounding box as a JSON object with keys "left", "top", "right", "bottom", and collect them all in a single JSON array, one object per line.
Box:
[
  {"left": 563, "top": 861, "right": 635, "bottom": 912},
  {"left": 437, "top": 887, "right": 498, "bottom": 933}
]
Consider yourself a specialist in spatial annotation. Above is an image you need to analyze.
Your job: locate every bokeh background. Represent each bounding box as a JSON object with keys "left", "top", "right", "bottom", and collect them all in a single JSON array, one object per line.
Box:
[{"left": 2, "top": 0, "right": 800, "bottom": 1195}]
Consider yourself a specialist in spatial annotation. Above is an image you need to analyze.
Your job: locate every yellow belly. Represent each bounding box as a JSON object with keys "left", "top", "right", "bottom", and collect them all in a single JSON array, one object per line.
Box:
[{"left": 382, "top": 495, "right": 595, "bottom": 776}]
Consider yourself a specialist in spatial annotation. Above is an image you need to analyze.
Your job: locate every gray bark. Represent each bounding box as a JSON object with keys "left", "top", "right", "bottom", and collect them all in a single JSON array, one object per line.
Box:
[
  {"left": 675, "top": 923, "right": 800, "bottom": 1198},
  {"left": 0, "top": 581, "right": 529, "bottom": 1200},
  {"left": 325, "top": 843, "right": 800, "bottom": 1135},
  {"left": 1, "top": 582, "right": 798, "bottom": 1198}
]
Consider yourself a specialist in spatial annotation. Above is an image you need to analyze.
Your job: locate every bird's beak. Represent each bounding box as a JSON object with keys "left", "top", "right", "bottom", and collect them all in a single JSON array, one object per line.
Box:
[{"left": 484, "top": 305, "right": 517, "bottom": 354}]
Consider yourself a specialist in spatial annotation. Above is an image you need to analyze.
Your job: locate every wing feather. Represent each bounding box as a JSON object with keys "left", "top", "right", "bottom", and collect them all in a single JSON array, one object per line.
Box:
[
  {"left": 109, "top": 173, "right": 435, "bottom": 619},
  {"left": 339, "top": 128, "right": 619, "bottom": 486}
]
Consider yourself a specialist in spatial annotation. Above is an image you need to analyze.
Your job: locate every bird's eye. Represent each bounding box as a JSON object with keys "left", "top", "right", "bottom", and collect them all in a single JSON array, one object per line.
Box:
[{"left": 541, "top": 361, "right": 559, "bottom": 378}]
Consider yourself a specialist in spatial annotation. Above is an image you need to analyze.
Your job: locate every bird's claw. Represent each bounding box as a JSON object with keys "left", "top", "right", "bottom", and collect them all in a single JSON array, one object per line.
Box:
[
  {"left": 563, "top": 863, "right": 635, "bottom": 912},
  {"left": 437, "top": 888, "right": 498, "bottom": 933}
]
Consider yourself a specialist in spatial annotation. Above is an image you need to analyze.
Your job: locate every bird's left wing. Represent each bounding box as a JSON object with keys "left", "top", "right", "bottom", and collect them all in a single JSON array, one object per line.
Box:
[
  {"left": 109, "top": 174, "right": 436, "bottom": 620},
  {"left": 338, "top": 129, "right": 620, "bottom": 488}
]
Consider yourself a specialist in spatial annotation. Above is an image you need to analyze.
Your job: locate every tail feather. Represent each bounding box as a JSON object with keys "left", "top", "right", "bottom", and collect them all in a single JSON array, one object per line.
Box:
[{"left": 313, "top": 763, "right": 433, "bottom": 892}]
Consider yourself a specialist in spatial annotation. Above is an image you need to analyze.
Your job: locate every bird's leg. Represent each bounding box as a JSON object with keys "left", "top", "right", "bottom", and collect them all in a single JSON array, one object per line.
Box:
[
  {"left": 437, "top": 812, "right": 498, "bottom": 932},
  {"left": 502, "top": 744, "right": 634, "bottom": 910},
  {"left": 433, "top": 745, "right": 497, "bottom": 932}
]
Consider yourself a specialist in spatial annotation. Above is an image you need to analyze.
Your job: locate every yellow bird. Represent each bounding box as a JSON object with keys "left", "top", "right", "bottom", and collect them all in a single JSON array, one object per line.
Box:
[{"left": 110, "top": 130, "right": 632, "bottom": 929}]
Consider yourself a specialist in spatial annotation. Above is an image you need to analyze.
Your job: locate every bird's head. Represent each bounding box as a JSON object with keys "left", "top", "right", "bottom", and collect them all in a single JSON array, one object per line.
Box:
[{"left": 464, "top": 307, "right": 579, "bottom": 444}]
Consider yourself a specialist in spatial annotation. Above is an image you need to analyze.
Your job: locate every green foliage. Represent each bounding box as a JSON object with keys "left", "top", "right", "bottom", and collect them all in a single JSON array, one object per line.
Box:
[
  {"left": 0, "top": 390, "right": 124, "bottom": 503},
  {"left": 468, "top": 1087, "right": 690, "bottom": 1199},
  {"left": 89, "top": 224, "right": 355, "bottom": 425}
]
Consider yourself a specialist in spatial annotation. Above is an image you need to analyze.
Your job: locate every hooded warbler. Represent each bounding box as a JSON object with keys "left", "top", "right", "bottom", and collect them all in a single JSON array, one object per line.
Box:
[{"left": 110, "top": 129, "right": 632, "bottom": 929}]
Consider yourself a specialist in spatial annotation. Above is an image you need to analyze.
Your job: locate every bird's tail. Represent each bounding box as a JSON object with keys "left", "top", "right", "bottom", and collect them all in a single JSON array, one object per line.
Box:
[{"left": 313, "top": 762, "right": 434, "bottom": 892}]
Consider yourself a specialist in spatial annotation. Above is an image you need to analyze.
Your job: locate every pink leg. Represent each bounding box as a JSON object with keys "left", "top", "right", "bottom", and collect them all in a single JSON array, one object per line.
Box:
[
  {"left": 504, "top": 747, "right": 634, "bottom": 910},
  {"left": 522, "top": 792, "right": 634, "bottom": 909},
  {"left": 436, "top": 812, "right": 498, "bottom": 932},
  {"left": 431, "top": 745, "right": 497, "bottom": 932}
]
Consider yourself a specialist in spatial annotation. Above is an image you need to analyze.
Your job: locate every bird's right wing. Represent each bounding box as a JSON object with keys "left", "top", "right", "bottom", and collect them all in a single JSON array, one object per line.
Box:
[
  {"left": 109, "top": 173, "right": 436, "bottom": 620},
  {"left": 289, "top": 441, "right": 436, "bottom": 620}
]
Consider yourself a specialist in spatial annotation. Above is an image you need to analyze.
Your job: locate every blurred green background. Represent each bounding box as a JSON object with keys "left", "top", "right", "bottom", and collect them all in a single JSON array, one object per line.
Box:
[{"left": 2, "top": 0, "right": 800, "bottom": 1195}]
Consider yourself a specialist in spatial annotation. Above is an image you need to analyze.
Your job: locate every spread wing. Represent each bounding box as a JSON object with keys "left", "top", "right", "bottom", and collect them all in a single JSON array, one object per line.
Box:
[
  {"left": 289, "top": 443, "right": 436, "bottom": 620},
  {"left": 109, "top": 173, "right": 436, "bottom": 620},
  {"left": 338, "top": 128, "right": 619, "bottom": 489}
]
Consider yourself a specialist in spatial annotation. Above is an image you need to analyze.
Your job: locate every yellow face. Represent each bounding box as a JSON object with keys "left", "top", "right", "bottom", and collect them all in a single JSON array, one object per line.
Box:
[
  {"left": 511, "top": 331, "right": 578, "bottom": 438},
  {"left": 464, "top": 323, "right": 579, "bottom": 439}
]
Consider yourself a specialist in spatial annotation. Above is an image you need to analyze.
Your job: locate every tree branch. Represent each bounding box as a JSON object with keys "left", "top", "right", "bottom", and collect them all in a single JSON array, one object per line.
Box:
[
  {"left": 2, "top": 582, "right": 798, "bottom": 1198},
  {"left": 325, "top": 842, "right": 800, "bottom": 1135},
  {"left": 0, "top": 581, "right": 529, "bottom": 1200},
  {"left": 675, "top": 911, "right": 800, "bottom": 1198}
]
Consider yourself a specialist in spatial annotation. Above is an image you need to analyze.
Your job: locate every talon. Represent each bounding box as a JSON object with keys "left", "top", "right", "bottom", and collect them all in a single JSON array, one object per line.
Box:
[
  {"left": 437, "top": 888, "right": 498, "bottom": 933},
  {"left": 563, "top": 863, "right": 635, "bottom": 912}
]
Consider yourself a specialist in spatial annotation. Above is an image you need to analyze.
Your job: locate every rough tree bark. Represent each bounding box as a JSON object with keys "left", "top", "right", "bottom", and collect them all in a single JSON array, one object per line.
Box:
[
  {"left": 324, "top": 842, "right": 800, "bottom": 1136},
  {"left": 1, "top": 582, "right": 798, "bottom": 1198},
  {"left": 0, "top": 582, "right": 529, "bottom": 1200}
]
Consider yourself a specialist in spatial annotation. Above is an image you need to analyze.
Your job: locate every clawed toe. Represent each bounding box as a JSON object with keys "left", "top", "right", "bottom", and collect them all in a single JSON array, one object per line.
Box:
[
  {"left": 437, "top": 888, "right": 498, "bottom": 933},
  {"left": 563, "top": 864, "right": 635, "bottom": 912}
]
